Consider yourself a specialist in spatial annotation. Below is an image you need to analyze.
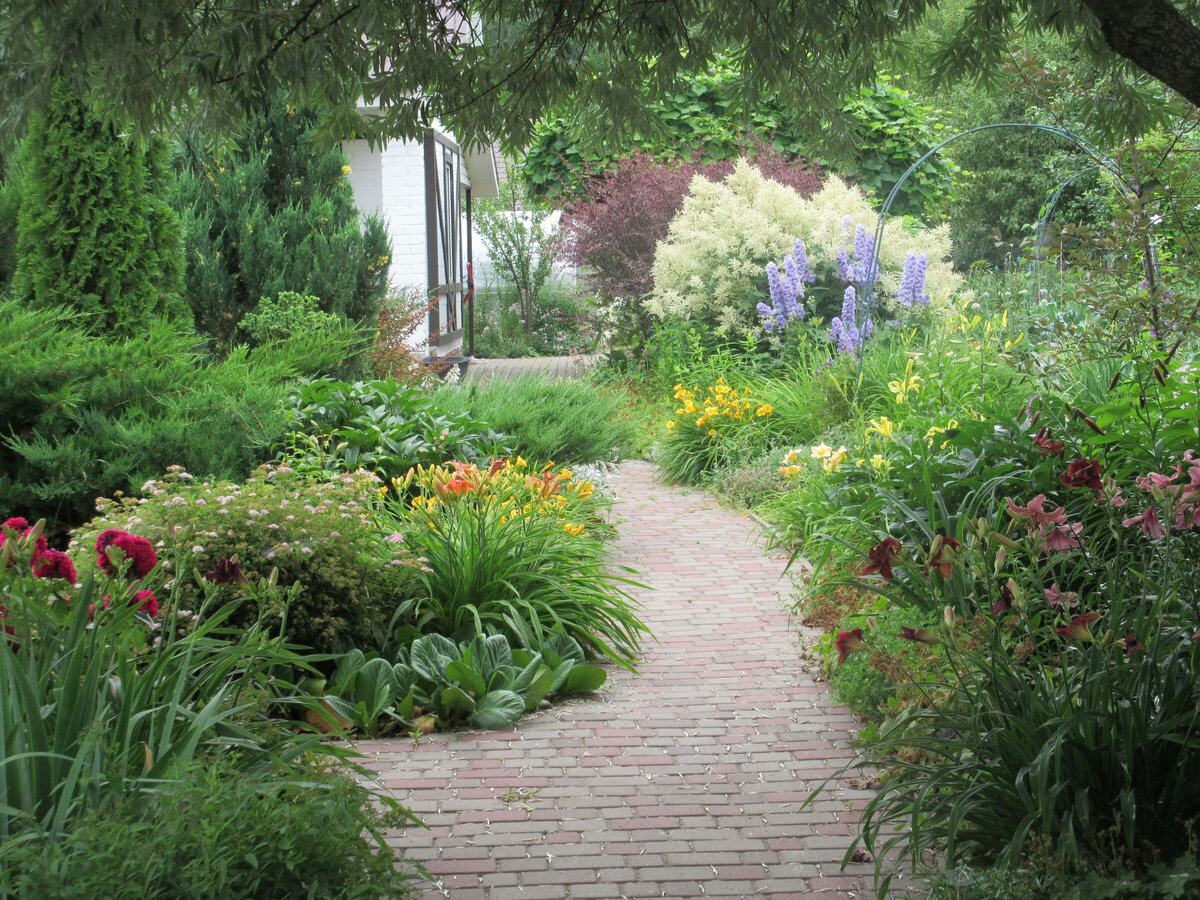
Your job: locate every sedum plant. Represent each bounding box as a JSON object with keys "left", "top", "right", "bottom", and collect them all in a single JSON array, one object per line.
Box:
[{"left": 649, "top": 160, "right": 960, "bottom": 337}]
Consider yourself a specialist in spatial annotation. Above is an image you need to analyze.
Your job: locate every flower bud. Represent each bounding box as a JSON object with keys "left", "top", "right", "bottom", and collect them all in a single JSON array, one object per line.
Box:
[{"left": 993, "top": 547, "right": 1007, "bottom": 574}]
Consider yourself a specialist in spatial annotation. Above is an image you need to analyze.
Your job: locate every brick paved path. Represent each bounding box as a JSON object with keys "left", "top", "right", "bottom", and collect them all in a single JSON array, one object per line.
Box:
[{"left": 362, "top": 460, "right": 909, "bottom": 898}]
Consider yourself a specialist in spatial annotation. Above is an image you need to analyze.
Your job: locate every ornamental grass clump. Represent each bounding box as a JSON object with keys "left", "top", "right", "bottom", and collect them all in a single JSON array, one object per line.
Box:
[
  {"left": 658, "top": 376, "right": 774, "bottom": 485},
  {"left": 71, "top": 464, "right": 419, "bottom": 657},
  {"left": 382, "top": 459, "right": 648, "bottom": 667}
]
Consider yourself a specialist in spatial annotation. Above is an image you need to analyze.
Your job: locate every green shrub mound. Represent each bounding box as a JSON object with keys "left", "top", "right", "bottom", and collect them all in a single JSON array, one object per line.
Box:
[
  {"left": 71, "top": 465, "right": 419, "bottom": 658},
  {"left": 0, "top": 761, "right": 421, "bottom": 900},
  {"left": 0, "top": 299, "right": 365, "bottom": 537}
]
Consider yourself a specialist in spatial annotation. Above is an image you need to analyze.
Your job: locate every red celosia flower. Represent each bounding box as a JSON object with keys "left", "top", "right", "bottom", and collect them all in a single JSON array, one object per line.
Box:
[
  {"left": 861, "top": 537, "right": 902, "bottom": 579},
  {"left": 924, "top": 535, "right": 960, "bottom": 578},
  {"left": 134, "top": 590, "right": 159, "bottom": 618},
  {"left": 1, "top": 517, "right": 48, "bottom": 560},
  {"left": 898, "top": 626, "right": 938, "bottom": 645},
  {"left": 1055, "top": 611, "right": 1101, "bottom": 641},
  {"left": 32, "top": 548, "right": 77, "bottom": 583},
  {"left": 1060, "top": 459, "right": 1104, "bottom": 491},
  {"left": 95, "top": 531, "right": 157, "bottom": 579},
  {"left": 835, "top": 628, "right": 866, "bottom": 664}
]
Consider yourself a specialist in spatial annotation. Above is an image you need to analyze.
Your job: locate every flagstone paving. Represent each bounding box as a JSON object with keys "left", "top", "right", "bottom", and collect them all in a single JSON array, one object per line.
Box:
[{"left": 360, "top": 459, "right": 916, "bottom": 898}]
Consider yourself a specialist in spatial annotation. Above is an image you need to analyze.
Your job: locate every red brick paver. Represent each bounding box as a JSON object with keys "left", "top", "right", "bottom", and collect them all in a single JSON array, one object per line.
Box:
[{"left": 364, "top": 460, "right": 915, "bottom": 898}]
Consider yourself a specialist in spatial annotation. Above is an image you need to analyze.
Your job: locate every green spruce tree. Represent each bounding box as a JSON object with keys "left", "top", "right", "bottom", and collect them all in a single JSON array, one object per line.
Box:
[
  {"left": 174, "top": 94, "right": 391, "bottom": 355},
  {"left": 11, "top": 80, "right": 186, "bottom": 335}
]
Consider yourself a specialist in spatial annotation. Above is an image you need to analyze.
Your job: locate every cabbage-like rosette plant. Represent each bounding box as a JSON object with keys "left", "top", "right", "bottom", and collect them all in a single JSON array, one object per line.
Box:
[
  {"left": 648, "top": 161, "right": 960, "bottom": 337},
  {"left": 382, "top": 462, "right": 648, "bottom": 667}
]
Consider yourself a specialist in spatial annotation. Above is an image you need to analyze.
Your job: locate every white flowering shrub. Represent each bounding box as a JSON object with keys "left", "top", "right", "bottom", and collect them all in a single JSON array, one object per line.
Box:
[{"left": 649, "top": 160, "right": 962, "bottom": 336}]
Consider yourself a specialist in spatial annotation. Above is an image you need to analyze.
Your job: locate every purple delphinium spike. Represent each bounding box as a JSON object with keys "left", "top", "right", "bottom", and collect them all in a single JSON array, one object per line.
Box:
[
  {"left": 759, "top": 242, "right": 811, "bottom": 331},
  {"left": 793, "top": 239, "right": 816, "bottom": 283}
]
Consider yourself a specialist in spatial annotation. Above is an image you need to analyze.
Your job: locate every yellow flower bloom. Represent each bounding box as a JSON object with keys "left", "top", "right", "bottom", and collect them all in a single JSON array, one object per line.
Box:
[
  {"left": 811, "top": 443, "right": 834, "bottom": 459},
  {"left": 887, "top": 358, "right": 922, "bottom": 404},
  {"left": 708, "top": 429, "right": 718, "bottom": 436},
  {"left": 783, "top": 448, "right": 803, "bottom": 464},
  {"left": 756, "top": 404, "right": 773, "bottom": 417},
  {"left": 822, "top": 446, "right": 848, "bottom": 472},
  {"left": 778, "top": 464, "right": 802, "bottom": 477},
  {"left": 341, "top": 164, "right": 352, "bottom": 175},
  {"left": 667, "top": 420, "right": 677, "bottom": 430},
  {"left": 866, "top": 417, "right": 899, "bottom": 442},
  {"left": 563, "top": 523, "right": 585, "bottom": 536}
]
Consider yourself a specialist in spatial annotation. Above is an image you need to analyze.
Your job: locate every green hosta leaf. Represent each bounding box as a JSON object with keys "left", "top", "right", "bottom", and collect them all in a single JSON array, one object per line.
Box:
[
  {"left": 396, "top": 684, "right": 416, "bottom": 720},
  {"left": 487, "top": 665, "right": 521, "bottom": 693},
  {"left": 410, "top": 634, "right": 459, "bottom": 684},
  {"left": 523, "top": 666, "right": 554, "bottom": 711},
  {"left": 560, "top": 665, "right": 606, "bottom": 695},
  {"left": 440, "top": 685, "right": 476, "bottom": 717},
  {"left": 470, "top": 690, "right": 525, "bottom": 729},
  {"left": 543, "top": 633, "right": 584, "bottom": 667},
  {"left": 355, "top": 657, "right": 399, "bottom": 703},
  {"left": 548, "top": 659, "right": 575, "bottom": 694},
  {"left": 511, "top": 653, "right": 545, "bottom": 693},
  {"left": 446, "top": 660, "right": 487, "bottom": 697},
  {"left": 330, "top": 648, "right": 366, "bottom": 692},
  {"left": 480, "top": 634, "right": 513, "bottom": 677}
]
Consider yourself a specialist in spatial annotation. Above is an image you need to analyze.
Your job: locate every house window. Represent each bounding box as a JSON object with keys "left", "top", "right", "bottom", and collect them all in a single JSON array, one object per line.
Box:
[{"left": 424, "top": 131, "right": 464, "bottom": 348}]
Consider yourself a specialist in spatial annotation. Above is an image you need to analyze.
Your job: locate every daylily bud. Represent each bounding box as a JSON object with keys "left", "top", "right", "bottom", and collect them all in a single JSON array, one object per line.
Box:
[
  {"left": 944, "top": 606, "right": 956, "bottom": 628},
  {"left": 993, "top": 547, "right": 1007, "bottom": 574}
]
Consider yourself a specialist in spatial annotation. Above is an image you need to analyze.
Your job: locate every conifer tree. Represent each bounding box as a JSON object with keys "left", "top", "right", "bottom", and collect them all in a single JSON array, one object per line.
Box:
[
  {"left": 174, "top": 94, "right": 390, "bottom": 355},
  {"left": 11, "top": 80, "right": 185, "bottom": 336}
]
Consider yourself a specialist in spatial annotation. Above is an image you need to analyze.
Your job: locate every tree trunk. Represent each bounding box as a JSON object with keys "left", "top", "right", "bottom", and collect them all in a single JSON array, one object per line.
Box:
[{"left": 1080, "top": 0, "right": 1200, "bottom": 108}]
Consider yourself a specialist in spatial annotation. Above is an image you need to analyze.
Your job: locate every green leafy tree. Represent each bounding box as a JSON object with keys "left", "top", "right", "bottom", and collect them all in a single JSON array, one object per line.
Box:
[
  {"left": 173, "top": 94, "right": 390, "bottom": 355},
  {"left": 1, "top": 1, "right": 1199, "bottom": 157},
  {"left": 475, "top": 171, "right": 555, "bottom": 336},
  {"left": 10, "top": 80, "right": 186, "bottom": 336},
  {"left": 524, "top": 68, "right": 954, "bottom": 221}
]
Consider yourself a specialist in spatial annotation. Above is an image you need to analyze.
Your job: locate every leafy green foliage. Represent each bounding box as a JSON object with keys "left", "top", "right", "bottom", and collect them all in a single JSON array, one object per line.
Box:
[
  {"left": 0, "top": 532, "right": 345, "bottom": 846},
  {"left": 173, "top": 94, "right": 390, "bottom": 356},
  {"left": 279, "top": 378, "right": 510, "bottom": 485},
  {"left": 433, "top": 375, "right": 638, "bottom": 464},
  {"left": 341, "top": 631, "right": 608, "bottom": 732},
  {"left": 0, "top": 298, "right": 361, "bottom": 537},
  {"left": 475, "top": 172, "right": 555, "bottom": 336},
  {"left": 526, "top": 65, "right": 952, "bottom": 220},
  {"left": 384, "top": 465, "right": 648, "bottom": 667},
  {"left": 0, "top": 759, "right": 421, "bottom": 899},
  {"left": 71, "top": 465, "right": 418, "bottom": 659},
  {"left": 10, "top": 80, "right": 185, "bottom": 336}
]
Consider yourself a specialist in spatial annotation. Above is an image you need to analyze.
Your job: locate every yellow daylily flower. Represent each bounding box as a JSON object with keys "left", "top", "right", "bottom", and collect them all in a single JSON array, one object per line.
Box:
[
  {"left": 865, "top": 417, "right": 900, "bottom": 442},
  {"left": 887, "top": 358, "right": 922, "bottom": 405}
]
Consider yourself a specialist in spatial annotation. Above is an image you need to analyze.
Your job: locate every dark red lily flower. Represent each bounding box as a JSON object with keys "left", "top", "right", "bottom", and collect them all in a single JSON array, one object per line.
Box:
[
  {"left": 1122, "top": 629, "right": 1146, "bottom": 657},
  {"left": 1033, "top": 430, "right": 1065, "bottom": 459},
  {"left": 993, "top": 580, "right": 1015, "bottom": 615},
  {"left": 205, "top": 557, "right": 246, "bottom": 586},
  {"left": 862, "top": 537, "right": 902, "bottom": 579},
  {"left": 898, "top": 626, "right": 938, "bottom": 645},
  {"left": 1061, "top": 459, "right": 1104, "bottom": 491},
  {"left": 835, "top": 628, "right": 865, "bottom": 664},
  {"left": 924, "top": 535, "right": 960, "bottom": 579},
  {"left": 1055, "top": 611, "right": 1101, "bottom": 641}
]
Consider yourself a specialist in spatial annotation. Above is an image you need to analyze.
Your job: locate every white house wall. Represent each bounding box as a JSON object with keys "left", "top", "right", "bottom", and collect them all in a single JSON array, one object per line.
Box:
[{"left": 342, "top": 137, "right": 438, "bottom": 348}]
